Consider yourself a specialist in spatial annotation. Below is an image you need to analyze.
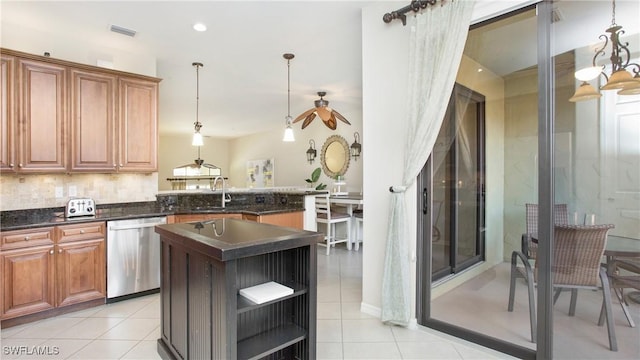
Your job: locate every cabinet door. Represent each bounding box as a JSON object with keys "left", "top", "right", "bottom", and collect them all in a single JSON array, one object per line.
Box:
[
  {"left": 0, "top": 54, "right": 16, "bottom": 173},
  {"left": 56, "top": 238, "right": 106, "bottom": 307},
  {"left": 0, "top": 245, "right": 55, "bottom": 320},
  {"left": 118, "top": 77, "right": 158, "bottom": 172},
  {"left": 70, "top": 69, "right": 117, "bottom": 171},
  {"left": 244, "top": 212, "right": 304, "bottom": 230},
  {"left": 17, "top": 59, "right": 67, "bottom": 172}
]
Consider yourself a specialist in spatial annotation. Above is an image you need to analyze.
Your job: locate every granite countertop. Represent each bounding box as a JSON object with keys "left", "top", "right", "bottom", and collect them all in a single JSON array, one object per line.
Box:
[
  {"left": 0, "top": 201, "right": 305, "bottom": 232},
  {"left": 155, "top": 218, "right": 323, "bottom": 261}
]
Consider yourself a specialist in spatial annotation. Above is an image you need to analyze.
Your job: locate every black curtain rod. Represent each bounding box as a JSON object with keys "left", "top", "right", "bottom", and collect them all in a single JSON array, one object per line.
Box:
[{"left": 382, "top": 0, "right": 439, "bottom": 26}]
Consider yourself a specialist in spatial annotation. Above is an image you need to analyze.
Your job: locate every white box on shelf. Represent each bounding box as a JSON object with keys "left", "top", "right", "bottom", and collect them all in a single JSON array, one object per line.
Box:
[{"left": 239, "top": 281, "right": 294, "bottom": 304}]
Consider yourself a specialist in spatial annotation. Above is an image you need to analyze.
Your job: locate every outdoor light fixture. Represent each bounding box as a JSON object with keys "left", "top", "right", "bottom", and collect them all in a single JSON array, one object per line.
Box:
[
  {"left": 570, "top": 0, "right": 640, "bottom": 101},
  {"left": 350, "top": 132, "right": 362, "bottom": 160},
  {"left": 282, "top": 53, "right": 295, "bottom": 142},
  {"left": 306, "top": 140, "right": 317, "bottom": 164},
  {"left": 191, "top": 62, "right": 204, "bottom": 146}
]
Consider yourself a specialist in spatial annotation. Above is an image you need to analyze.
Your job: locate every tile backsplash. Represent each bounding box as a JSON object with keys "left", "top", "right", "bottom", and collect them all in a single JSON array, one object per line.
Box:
[{"left": 0, "top": 173, "right": 158, "bottom": 211}]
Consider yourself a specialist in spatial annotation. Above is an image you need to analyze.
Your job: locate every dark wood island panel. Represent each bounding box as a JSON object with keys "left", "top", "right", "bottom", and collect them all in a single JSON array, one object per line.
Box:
[{"left": 155, "top": 218, "right": 323, "bottom": 360}]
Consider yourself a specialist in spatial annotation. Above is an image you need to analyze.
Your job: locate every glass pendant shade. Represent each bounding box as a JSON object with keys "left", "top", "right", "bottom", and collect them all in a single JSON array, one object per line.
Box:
[
  {"left": 617, "top": 77, "right": 640, "bottom": 95},
  {"left": 283, "top": 116, "right": 295, "bottom": 142},
  {"left": 601, "top": 70, "right": 636, "bottom": 90},
  {"left": 569, "top": 82, "right": 602, "bottom": 102},
  {"left": 192, "top": 131, "right": 204, "bottom": 146}
]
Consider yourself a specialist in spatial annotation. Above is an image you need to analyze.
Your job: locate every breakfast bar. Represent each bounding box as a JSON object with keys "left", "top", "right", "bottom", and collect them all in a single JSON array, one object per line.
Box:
[{"left": 155, "top": 218, "right": 323, "bottom": 360}]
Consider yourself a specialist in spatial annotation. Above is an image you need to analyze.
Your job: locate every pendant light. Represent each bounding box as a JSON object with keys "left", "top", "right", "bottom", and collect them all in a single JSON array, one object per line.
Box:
[
  {"left": 282, "top": 53, "right": 295, "bottom": 142},
  {"left": 570, "top": 0, "right": 640, "bottom": 101},
  {"left": 192, "top": 62, "right": 204, "bottom": 146}
]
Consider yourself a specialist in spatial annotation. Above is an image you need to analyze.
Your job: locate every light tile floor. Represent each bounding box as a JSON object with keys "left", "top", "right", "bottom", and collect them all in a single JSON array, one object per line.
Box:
[{"left": 1, "top": 245, "right": 510, "bottom": 359}]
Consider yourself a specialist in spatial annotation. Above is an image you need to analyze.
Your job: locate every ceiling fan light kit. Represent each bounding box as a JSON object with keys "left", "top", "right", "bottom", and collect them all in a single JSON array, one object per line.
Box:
[{"left": 293, "top": 91, "right": 351, "bottom": 130}]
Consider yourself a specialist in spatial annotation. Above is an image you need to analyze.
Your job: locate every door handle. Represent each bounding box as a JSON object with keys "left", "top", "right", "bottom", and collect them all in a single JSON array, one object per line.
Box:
[{"left": 423, "top": 188, "right": 428, "bottom": 215}]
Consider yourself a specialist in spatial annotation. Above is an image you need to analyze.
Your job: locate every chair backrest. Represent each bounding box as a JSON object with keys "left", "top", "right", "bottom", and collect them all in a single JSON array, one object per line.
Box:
[
  {"left": 535, "top": 224, "right": 614, "bottom": 287},
  {"left": 315, "top": 193, "right": 332, "bottom": 220},
  {"left": 525, "top": 203, "right": 569, "bottom": 235}
]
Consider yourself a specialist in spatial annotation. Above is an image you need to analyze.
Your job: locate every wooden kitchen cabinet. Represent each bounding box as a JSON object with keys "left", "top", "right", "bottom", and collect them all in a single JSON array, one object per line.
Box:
[
  {"left": 242, "top": 211, "right": 304, "bottom": 230},
  {"left": 69, "top": 69, "right": 117, "bottom": 172},
  {"left": 118, "top": 77, "right": 158, "bottom": 172},
  {"left": 55, "top": 222, "right": 106, "bottom": 307},
  {"left": 0, "top": 227, "right": 56, "bottom": 320},
  {"left": 0, "top": 222, "right": 106, "bottom": 321},
  {"left": 1, "top": 54, "right": 16, "bottom": 172},
  {"left": 16, "top": 58, "right": 67, "bottom": 173},
  {"left": 0, "top": 48, "right": 160, "bottom": 174}
]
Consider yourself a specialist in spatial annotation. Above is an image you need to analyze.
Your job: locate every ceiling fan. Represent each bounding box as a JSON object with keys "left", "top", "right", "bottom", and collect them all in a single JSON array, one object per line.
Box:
[{"left": 293, "top": 91, "right": 351, "bottom": 130}]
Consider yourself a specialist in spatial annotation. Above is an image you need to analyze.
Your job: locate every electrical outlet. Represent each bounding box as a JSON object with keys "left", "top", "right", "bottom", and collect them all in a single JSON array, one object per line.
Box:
[
  {"left": 68, "top": 185, "right": 77, "bottom": 197},
  {"left": 55, "top": 186, "right": 63, "bottom": 198}
]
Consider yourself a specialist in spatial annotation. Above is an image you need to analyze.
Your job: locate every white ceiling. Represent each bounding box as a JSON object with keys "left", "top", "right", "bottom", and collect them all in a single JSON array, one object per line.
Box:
[
  {"left": 2, "top": 1, "right": 639, "bottom": 139},
  {"left": 1, "top": 0, "right": 391, "bottom": 138}
]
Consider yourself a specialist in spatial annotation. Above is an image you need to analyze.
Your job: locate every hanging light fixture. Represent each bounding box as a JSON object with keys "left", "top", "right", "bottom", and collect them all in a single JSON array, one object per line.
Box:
[
  {"left": 570, "top": 0, "right": 640, "bottom": 101},
  {"left": 350, "top": 132, "right": 362, "bottom": 160},
  {"left": 282, "top": 53, "right": 295, "bottom": 142},
  {"left": 306, "top": 140, "right": 317, "bottom": 164},
  {"left": 192, "top": 62, "right": 204, "bottom": 146}
]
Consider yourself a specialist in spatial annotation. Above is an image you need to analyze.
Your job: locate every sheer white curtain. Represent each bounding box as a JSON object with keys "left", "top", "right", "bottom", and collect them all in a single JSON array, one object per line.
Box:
[{"left": 381, "top": 0, "right": 475, "bottom": 326}]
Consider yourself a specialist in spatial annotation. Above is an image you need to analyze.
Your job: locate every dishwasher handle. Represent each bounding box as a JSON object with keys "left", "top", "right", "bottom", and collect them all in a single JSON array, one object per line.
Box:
[{"left": 108, "top": 222, "right": 165, "bottom": 231}]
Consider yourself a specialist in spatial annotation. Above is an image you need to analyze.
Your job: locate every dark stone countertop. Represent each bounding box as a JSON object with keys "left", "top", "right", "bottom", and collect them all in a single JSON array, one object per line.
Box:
[
  {"left": 155, "top": 218, "right": 323, "bottom": 261},
  {"left": 0, "top": 200, "right": 306, "bottom": 232}
]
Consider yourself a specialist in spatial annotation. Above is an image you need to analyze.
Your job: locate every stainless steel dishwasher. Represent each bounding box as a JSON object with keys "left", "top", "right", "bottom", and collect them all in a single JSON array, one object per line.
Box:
[{"left": 106, "top": 216, "right": 166, "bottom": 301}]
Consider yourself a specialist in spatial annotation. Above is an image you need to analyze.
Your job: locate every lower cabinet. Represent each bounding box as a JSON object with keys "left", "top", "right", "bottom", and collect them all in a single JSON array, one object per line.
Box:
[
  {"left": 242, "top": 211, "right": 304, "bottom": 229},
  {"left": 0, "top": 244, "right": 56, "bottom": 319},
  {"left": 0, "top": 222, "right": 106, "bottom": 321}
]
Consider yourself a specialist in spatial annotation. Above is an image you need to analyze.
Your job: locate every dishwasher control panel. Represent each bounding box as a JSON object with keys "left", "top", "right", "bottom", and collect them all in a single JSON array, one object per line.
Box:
[{"left": 65, "top": 198, "right": 96, "bottom": 218}]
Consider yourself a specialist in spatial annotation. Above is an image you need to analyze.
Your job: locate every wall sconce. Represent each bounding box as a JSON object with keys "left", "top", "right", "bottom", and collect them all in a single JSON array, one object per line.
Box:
[
  {"left": 306, "top": 140, "right": 317, "bottom": 164},
  {"left": 350, "top": 132, "right": 362, "bottom": 160}
]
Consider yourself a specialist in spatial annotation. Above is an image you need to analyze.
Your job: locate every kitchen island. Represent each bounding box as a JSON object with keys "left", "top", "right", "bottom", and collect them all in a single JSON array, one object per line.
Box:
[{"left": 155, "top": 218, "right": 323, "bottom": 360}]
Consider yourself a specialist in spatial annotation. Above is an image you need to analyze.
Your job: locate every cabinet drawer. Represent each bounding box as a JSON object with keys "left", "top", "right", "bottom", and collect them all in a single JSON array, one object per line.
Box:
[
  {"left": 56, "top": 222, "right": 105, "bottom": 243},
  {"left": 1, "top": 227, "right": 55, "bottom": 250}
]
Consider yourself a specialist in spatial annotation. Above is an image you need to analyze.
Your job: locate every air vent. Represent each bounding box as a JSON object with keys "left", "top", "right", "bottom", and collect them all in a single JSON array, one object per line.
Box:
[
  {"left": 110, "top": 24, "right": 136, "bottom": 37},
  {"left": 551, "top": 7, "right": 564, "bottom": 23}
]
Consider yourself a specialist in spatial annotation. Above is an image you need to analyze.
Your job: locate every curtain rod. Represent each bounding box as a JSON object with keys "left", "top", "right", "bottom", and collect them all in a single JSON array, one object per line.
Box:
[{"left": 382, "top": 0, "right": 439, "bottom": 26}]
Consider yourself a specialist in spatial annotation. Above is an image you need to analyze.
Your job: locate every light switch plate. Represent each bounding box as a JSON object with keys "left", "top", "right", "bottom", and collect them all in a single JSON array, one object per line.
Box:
[
  {"left": 55, "top": 186, "right": 63, "bottom": 198},
  {"left": 68, "top": 185, "right": 77, "bottom": 197}
]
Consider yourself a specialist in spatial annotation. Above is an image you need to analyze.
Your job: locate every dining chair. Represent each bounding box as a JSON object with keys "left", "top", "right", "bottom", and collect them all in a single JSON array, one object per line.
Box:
[
  {"left": 315, "top": 193, "right": 352, "bottom": 255},
  {"left": 353, "top": 210, "right": 363, "bottom": 251},
  {"left": 507, "top": 224, "right": 617, "bottom": 351}
]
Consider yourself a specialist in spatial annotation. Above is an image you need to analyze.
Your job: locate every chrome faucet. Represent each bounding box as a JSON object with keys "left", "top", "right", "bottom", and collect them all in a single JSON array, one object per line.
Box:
[{"left": 212, "top": 176, "right": 231, "bottom": 208}]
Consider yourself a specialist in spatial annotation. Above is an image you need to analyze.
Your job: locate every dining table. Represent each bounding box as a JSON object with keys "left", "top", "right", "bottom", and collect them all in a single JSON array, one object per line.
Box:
[
  {"left": 603, "top": 235, "right": 640, "bottom": 327},
  {"left": 329, "top": 193, "right": 364, "bottom": 248}
]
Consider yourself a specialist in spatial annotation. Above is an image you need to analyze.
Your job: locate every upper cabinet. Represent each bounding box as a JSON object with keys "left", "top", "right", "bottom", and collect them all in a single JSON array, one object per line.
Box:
[
  {"left": 0, "top": 54, "right": 15, "bottom": 172},
  {"left": 18, "top": 59, "right": 68, "bottom": 173},
  {"left": 118, "top": 77, "right": 158, "bottom": 172},
  {"left": 0, "top": 48, "right": 160, "bottom": 174},
  {"left": 69, "top": 69, "right": 117, "bottom": 172}
]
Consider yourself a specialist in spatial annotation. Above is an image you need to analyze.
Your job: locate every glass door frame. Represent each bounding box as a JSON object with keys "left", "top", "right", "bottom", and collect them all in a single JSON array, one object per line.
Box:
[{"left": 416, "top": 1, "right": 555, "bottom": 359}]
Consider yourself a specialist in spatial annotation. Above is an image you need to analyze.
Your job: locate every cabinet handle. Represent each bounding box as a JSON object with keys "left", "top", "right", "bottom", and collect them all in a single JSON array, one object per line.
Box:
[
  {"left": 58, "top": 249, "right": 62, "bottom": 253},
  {"left": 80, "top": 230, "right": 85, "bottom": 234},
  {"left": 18, "top": 163, "right": 23, "bottom": 167},
  {"left": 24, "top": 236, "right": 30, "bottom": 241},
  {"left": 49, "top": 249, "right": 54, "bottom": 255},
  {"left": 9, "top": 163, "right": 14, "bottom": 167}
]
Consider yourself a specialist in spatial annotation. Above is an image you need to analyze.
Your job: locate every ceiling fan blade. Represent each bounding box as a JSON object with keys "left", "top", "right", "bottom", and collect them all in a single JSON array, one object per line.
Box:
[
  {"left": 301, "top": 113, "right": 316, "bottom": 129},
  {"left": 316, "top": 107, "right": 332, "bottom": 121},
  {"left": 293, "top": 108, "right": 315, "bottom": 123},
  {"left": 324, "top": 114, "right": 337, "bottom": 130},
  {"left": 332, "top": 109, "right": 351, "bottom": 125}
]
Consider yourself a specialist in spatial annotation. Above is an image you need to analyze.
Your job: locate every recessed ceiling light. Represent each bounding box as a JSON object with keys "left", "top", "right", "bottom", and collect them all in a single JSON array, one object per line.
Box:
[{"left": 193, "top": 23, "right": 207, "bottom": 32}]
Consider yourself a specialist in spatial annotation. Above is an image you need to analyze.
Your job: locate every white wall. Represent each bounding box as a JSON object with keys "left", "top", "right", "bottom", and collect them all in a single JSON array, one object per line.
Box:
[
  {"left": 228, "top": 122, "right": 363, "bottom": 191},
  {"left": 361, "top": 0, "right": 533, "bottom": 321}
]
